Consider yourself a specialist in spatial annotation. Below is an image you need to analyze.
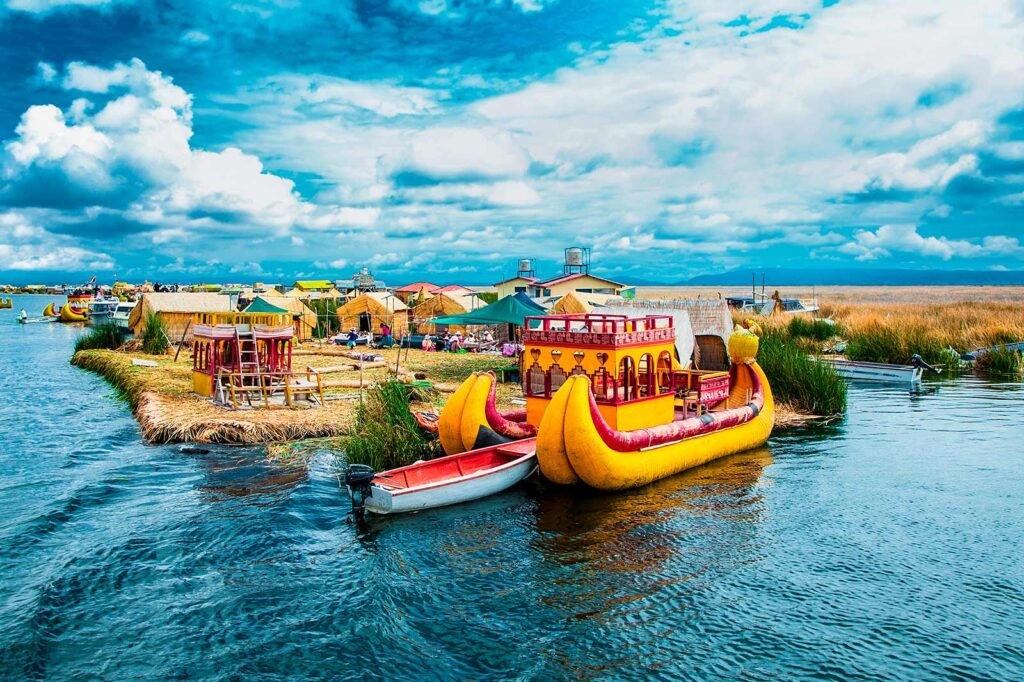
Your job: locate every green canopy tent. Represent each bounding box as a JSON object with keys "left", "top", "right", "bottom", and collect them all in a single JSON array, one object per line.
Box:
[
  {"left": 432, "top": 292, "right": 546, "bottom": 326},
  {"left": 243, "top": 297, "right": 290, "bottom": 315}
]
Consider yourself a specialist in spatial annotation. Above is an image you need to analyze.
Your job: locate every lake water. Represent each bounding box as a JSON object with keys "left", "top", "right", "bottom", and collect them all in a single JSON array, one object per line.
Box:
[{"left": 1, "top": 294, "right": 1022, "bottom": 680}]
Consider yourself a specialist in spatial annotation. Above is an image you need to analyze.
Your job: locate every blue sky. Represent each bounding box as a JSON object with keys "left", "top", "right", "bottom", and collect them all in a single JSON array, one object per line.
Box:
[{"left": 1, "top": 0, "right": 1023, "bottom": 285}]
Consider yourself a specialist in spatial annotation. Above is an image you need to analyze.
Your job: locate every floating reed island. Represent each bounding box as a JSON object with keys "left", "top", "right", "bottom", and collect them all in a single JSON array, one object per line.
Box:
[{"left": 71, "top": 347, "right": 518, "bottom": 445}]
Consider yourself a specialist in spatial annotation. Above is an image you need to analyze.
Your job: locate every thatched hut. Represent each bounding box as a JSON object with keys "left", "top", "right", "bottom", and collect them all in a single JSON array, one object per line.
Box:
[
  {"left": 552, "top": 291, "right": 591, "bottom": 315},
  {"left": 411, "top": 292, "right": 478, "bottom": 334},
  {"left": 336, "top": 292, "right": 409, "bottom": 335},
  {"left": 128, "top": 292, "right": 233, "bottom": 340},
  {"left": 244, "top": 295, "right": 318, "bottom": 341}
]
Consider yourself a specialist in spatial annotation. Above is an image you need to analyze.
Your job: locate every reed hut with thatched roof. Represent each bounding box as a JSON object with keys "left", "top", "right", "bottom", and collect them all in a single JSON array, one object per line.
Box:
[
  {"left": 244, "top": 295, "right": 318, "bottom": 341},
  {"left": 411, "top": 292, "right": 479, "bottom": 334},
  {"left": 129, "top": 292, "right": 234, "bottom": 341},
  {"left": 336, "top": 292, "right": 409, "bottom": 335},
  {"left": 552, "top": 291, "right": 591, "bottom": 315}
]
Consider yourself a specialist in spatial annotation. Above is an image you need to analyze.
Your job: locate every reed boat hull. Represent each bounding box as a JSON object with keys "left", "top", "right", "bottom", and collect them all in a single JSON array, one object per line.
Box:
[
  {"left": 42, "top": 303, "right": 59, "bottom": 317},
  {"left": 59, "top": 303, "right": 89, "bottom": 322},
  {"left": 360, "top": 439, "right": 537, "bottom": 515},
  {"left": 537, "top": 362, "right": 774, "bottom": 491},
  {"left": 438, "top": 372, "right": 537, "bottom": 455}
]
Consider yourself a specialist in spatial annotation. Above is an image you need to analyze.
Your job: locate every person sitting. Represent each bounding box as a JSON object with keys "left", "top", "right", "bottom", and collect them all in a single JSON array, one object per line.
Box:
[
  {"left": 449, "top": 333, "right": 463, "bottom": 352},
  {"left": 345, "top": 327, "right": 359, "bottom": 348},
  {"left": 483, "top": 329, "right": 494, "bottom": 344},
  {"left": 421, "top": 334, "right": 434, "bottom": 352},
  {"left": 379, "top": 322, "right": 394, "bottom": 348},
  {"left": 440, "top": 331, "right": 451, "bottom": 352}
]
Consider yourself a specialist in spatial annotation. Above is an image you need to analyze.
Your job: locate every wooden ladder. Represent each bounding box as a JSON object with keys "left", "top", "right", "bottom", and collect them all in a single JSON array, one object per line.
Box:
[{"left": 232, "top": 327, "right": 263, "bottom": 407}]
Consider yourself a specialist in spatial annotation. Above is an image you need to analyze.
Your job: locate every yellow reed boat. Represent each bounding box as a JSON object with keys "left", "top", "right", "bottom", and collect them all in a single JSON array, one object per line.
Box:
[
  {"left": 59, "top": 303, "right": 89, "bottom": 322},
  {"left": 440, "top": 312, "right": 774, "bottom": 491}
]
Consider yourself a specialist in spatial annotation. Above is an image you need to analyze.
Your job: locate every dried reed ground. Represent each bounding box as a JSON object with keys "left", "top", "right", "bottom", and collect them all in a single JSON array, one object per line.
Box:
[{"left": 71, "top": 347, "right": 514, "bottom": 447}]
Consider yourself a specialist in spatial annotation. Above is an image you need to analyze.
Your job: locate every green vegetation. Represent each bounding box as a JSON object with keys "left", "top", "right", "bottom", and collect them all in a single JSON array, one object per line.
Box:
[
  {"left": 974, "top": 347, "right": 1024, "bottom": 375},
  {"left": 141, "top": 312, "right": 170, "bottom": 354},
  {"left": 845, "top": 325, "right": 947, "bottom": 365},
  {"left": 341, "top": 380, "right": 441, "bottom": 470},
  {"left": 787, "top": 316, "right": 841, "bottom": 341},
  {"left": 758, "top": 332, "right": 847, "bottom": 416},
  {"left": 74, "top": 322, "right": 128, "bottom": 353},
  {"left": 308, "top": 298, "right": 342, "bottom": 338},
  {"left": 476, "top": 291, "right": 499, "bottom": 304}
]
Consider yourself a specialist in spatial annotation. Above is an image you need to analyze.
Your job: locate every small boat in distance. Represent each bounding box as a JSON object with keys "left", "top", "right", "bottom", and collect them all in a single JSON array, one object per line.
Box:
[
  {"left": 87, "top": 298, "right": 120, "bottom": 325},
  {"left": 0, "top": 297, "right": 12, "bottom": 309},
  {"left": 112, "top": 301, "right": 137, "bottom": 330},
  {"left": 810, "top": 355, "right": 939, "bottom": 385},
  {"left": 344, "top": 439, "right": 537, "bottom": 516}
]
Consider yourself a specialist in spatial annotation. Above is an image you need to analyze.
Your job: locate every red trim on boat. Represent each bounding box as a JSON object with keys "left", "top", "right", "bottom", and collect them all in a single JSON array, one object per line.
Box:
[
  {"left": 483, "top": 373, "right": 537, "bottom": 438},
  {"left": 586, "top": 364, "right": 765, "bottom": 451},
  {"left": 374, "top": 438, "right": 537, "bottom": 496}
]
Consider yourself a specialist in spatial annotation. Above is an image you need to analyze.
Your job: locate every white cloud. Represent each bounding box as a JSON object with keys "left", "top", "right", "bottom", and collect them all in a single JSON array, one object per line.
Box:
[
  {"left": 391, "top": 127, "right": 531, "bottom": 182},
  {"left": 839, "top": 224, "right": 1023, "bottom": 261},
  {"left": 2, "top": 59, "right": 372, "bottom": 241},
  {"left": 180, "top": 29, "right": 210, "bottom": 45},
  {"left": 5, "top": 0, "right": 114, "bottom": 12}
]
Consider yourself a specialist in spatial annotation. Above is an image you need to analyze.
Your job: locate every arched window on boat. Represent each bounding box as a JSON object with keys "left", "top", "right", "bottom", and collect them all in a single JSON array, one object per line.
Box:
[
  {"left": 618, "top": 356, "right": 636, "bottom": 402},
  {"left": 549, "top": 362, "right": 567, "bottom": 394},
  {"left": 525, "top": 361, "right": 547, "bottom": 396},
  {"left": 638, "top": 353, "right": 655, "bottom": 398},
  {"left": 592, "top": 367, "right": 611, "bottom": 402},
  {"left": 657, "top": 351, "right": 673, "bottom": 394}
]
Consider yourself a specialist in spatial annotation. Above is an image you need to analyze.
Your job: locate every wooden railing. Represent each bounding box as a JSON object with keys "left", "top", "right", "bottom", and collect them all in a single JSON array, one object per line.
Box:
[{"left": 194, "top": 311, "right": 292, "bottom": 327}]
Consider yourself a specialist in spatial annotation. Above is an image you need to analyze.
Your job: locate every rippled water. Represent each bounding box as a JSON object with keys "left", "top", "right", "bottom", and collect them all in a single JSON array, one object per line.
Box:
[{"left": 1, "top": 294, "right": 1022, "bottom": 680}]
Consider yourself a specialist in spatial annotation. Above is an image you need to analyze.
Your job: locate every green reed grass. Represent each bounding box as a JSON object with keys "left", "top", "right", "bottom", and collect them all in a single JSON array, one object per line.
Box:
[
  {"left": 141, "top": 312, "right": 170, "bottom": 354},
  {"left": 74, "top": 322, "right": 129, "bottom": 353},
  {"left": 787, "top": 316, "right": 842, "bottom": 341},
  {"left": 758, "top": 332, "right": 847, "bottom": 416},
  {"left": 974, "top": 347, "right": 1024, "bottom": 375},
  {"left": 845, "top": 325, "right": 947, "bottom": 365},
  {"left": 341, "top": 380, "right": 441, "bottom": 470},
  {"left": 307, "top": 298, "right": 342, "bottom": 338}
]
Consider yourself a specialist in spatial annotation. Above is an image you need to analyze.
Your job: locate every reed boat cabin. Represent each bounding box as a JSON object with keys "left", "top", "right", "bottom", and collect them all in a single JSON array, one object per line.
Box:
[{"left": 522, "top": 313, "right": 731, "bottom": 430}]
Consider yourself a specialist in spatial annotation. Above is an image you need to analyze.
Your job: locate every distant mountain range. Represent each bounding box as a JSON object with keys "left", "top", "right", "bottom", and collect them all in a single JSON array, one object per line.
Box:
[{"left": 675, "top": 268, "right": 1024, "bottom": 287}]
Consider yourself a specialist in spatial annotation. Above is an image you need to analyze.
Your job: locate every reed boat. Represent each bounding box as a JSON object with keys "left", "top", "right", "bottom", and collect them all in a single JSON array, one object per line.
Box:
[
  {"left": 536, "top": 358, "right": 773, "bottom": 490},
  {"left": 0, "top": 297, "right": 12, "bottom": 309},
  {"left": 59, "top": 303, "right": 89, "bottom": 322},
  {"left": 437, "top": 371, "right": 537, "bottom": 454},
  {"left": 440, "top": 312, "right": 774, "bottom": 492},
  {"left": 42, "top": 303, "right": 59, "bottom": 317},
  {"left": 344, "top": 439, "right": 537, "bottom": 515}
]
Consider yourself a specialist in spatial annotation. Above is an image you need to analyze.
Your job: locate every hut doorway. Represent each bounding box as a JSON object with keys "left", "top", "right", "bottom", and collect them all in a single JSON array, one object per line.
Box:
[{"left": 359, "top": 313, "right": 372, "bottom": 332}]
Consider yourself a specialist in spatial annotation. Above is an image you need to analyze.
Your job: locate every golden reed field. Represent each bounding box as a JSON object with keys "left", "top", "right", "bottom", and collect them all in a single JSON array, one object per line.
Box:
[{"left": 637, "top": 286, "right": 1024, "bottom": 361}]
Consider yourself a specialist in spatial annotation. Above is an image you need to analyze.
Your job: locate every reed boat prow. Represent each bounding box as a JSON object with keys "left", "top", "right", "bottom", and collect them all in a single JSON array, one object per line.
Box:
[{"left": 438, "top": 371, "right": 537, "bottom": 455}]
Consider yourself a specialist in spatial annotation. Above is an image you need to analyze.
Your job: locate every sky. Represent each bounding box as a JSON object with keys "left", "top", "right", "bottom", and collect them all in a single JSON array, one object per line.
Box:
[{"left": 1, "top": 0, "right": 1023, "bottom": 285}]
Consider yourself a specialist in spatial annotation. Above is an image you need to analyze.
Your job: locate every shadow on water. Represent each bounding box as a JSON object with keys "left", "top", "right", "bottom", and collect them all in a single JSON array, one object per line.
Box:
[{"left": 184, "top": 445, "right": 308, "bottom": 505}]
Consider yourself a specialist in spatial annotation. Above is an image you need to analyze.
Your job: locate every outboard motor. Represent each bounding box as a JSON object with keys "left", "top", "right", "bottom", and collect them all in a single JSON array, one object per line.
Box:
[
  {"left": 344, "top": 464, "right": 377, "bottom": 518},
  {"left": 910, "top": 354, "right": 941, "bottom": 374}
]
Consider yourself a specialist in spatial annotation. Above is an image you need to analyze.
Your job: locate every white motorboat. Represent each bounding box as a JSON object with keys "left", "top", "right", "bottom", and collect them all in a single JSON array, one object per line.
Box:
[
  {"left": 111, "top": 301, "right": 137, "bottom": 330},
  {"left": 811, "top": 356, "right": 932, "bottom": 385},
  {"left": 344, "top": 439, "right": 537, "bottom": 516},
  {"left": 86, "top": 298, "right": 120, "bottom": 325}
]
